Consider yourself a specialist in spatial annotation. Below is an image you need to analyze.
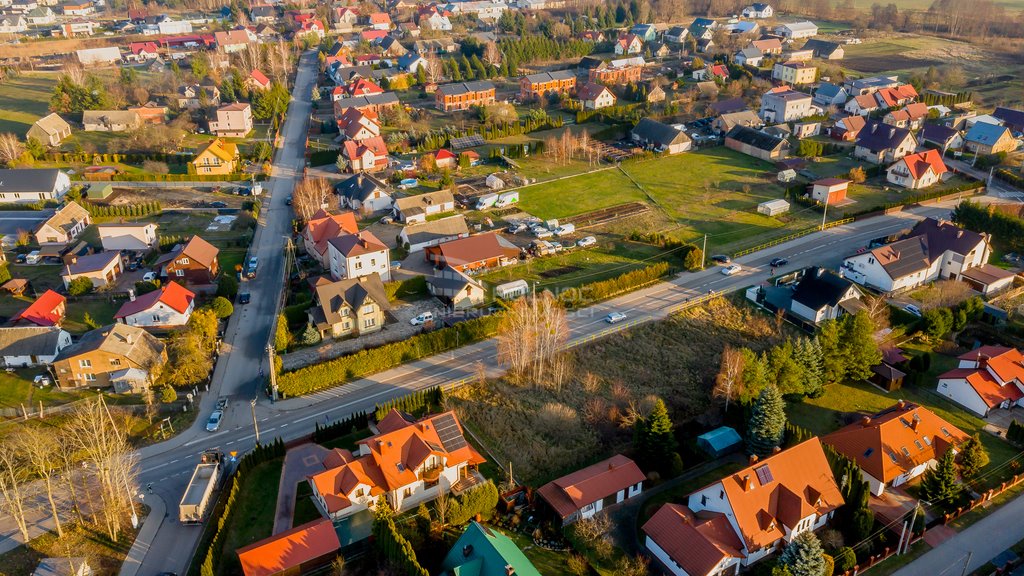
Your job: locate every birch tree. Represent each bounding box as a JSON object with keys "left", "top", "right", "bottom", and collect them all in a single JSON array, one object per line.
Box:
[
  {"left": 496, "top": 292, "right": 569, "bottom": 386},
  {"left": 713, "top": 345, "right": 746, "bottom": 412},
  {"left": 0, "top": 132, "right": 24, "bottom": 166},
  {"left": 18, "top": 427, "right": 64, "bottom": 538},
  {"left": 292, "top": 177, "right": 333, "bottom": 221},
  {"left": 0, "top": 440, "right": 31, "bottom": 543}
]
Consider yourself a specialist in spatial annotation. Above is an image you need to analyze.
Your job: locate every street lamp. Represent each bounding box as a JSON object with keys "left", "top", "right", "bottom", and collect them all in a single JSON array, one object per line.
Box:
[{"left": 250, "top": 397, "right": 260, "bottom": 445}]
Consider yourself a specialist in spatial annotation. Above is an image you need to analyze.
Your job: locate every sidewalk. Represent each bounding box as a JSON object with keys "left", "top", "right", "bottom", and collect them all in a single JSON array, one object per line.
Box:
[{"left": 118, "top": 495, "right": 164, "bottom": 576}]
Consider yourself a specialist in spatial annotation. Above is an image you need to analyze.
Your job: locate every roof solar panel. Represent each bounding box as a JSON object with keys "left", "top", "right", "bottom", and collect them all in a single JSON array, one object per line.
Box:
[
  {"left": 755, "top": 465, "right": 774, "bottom": 485},
  {"left": 432, "top": 413, "right": 468, "bottom": 452},
  {"left": 450, "top": 134, "right": 485, "bottom": 150}
]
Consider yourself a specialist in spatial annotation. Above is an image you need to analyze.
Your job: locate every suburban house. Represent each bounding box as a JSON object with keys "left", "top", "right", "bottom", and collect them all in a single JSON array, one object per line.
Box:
[
  {"left": 725, "top": 126, "right": 790, "bottom": 161},
  {"left": 631, "top": 118, "right": 692, "bottom": 155},
  {"left": 803, "top": 39, "right": 844, "bottom": 59},
  {"left": 441, "top": 522, "right": 541, "bottom": 576},
  {"left": 128, "top": 41, "right": 160, "bottom": 61},
  {"left": 340, "top": 77, "right": 385, "bottom": 98},
  {"left": 177, "top": 84, "right": 221, "bottom": 110},
  {"left": 0, "top": 15, "right": 28, "bottom": 34},
  {"left": 190, "top": 139, "right": 239, "bottom": 175},
  {"left": 424, "top": 232, "right": 520, "bottom": 272},
  {"left": 61, "top": 252, "right": 122, "bottom": 289},
  {"left": 643, "top": 438, "right": 843, "bottom": 576},
  {"left": 342, "top": 136, "right": 389, "bottom": 173},
  {"left": 246, "top": 69, "right": 272, "bottom": 92},
  {"left": 82, "top": 111, "right": 141, "bottom": 132},
  {"left": 886, "top": 149, "right": 949, "bottom": 189},
  {"left": 34, "top": 201, "right": 90, "bottom": 246},
  {"left": 735, "top": 47, "right": 764, "bottom": 67},
  {"left": 813, "top": 83, "right": 849, "bottom": 108},
  {"left": 97, "top": 223, "right": 159, "bottom": 252},
  {"left": 115, "top": 282, "right": 195, "bottom": 328},
  {"left": 207, "top": 103, "right": 253, "bottom": 138},
  {"left": 12, "top": 290, "right": 66, "bottom": 327},
  {"left": 537, "top": 454, "right": 645, "bottom": 525},
  {"left": 393, "top": 190, "right": 456, "bottom": 224},
  {"left": 52, "top": 324, "right": 167, "bottom": 391},
  {"left": 237, "top": 518, "right": 340, "bottom": 576},
  {"left": 128, "top": 102, "right": 168, "bottom": 124},
  {"left": 774, "top": 21, "right": 818, "bottom": 39},
  {"left": 759, "top": 88, "right": 814, "bottom": 123},
  {"left": 0, "top": 169, "right": 71, "bottom": 203},
  {"left": 772, "top": 61, "right": 816, "bottom": 85},
  {"left": 993, "top": 106, "right": 1024, "bottom": 133},
  {"left": 0, "top": 326, "right": 72, "bottom": 368},
  {"left": 810, "top": 178, "right": 850, "bottom": 204},
  {"left": 156, "top": 235, "right": 220, "bottom": 285},
  {"left": 937, "top": 346, "right": 1024, "bottom": 417},
  {"left": 846, "top": 75, "right": 901, "bottom": 96},
  {"left": 964, "top": 122, "right": 1016, "bottom": 156},
  {"left": 401, "top": 216, "right": 471, "bottom": 253},
  {"left": 789, "top": 267, "right": 862, "bottom": 324},
  {"left": 830, "top": 115, "right": 866, "bottom": 141},
  {"left": 327, "top": 231, "right": 391, "bottom": 282},
  {"left": 883, "top": 103, "right": 929, "bottom": 130},
  {"left": 426, "top": 268, "right": 485, "bottom": 310},
  {"left": 435, "top": 81, "right": 496, "bottom": 111},
  {"left": 920, "top": 124, "right": 964, "bottom": 151},
  {"left": 713, "top": 110, "right": 763, "bottom": 134},
  {"left": 519, "top": 70, "right": 577, "bottom": 102},
  {"left": 742, "top": 3, "right": 773, "bottom": 17},
  {"left": 844, "top": 94, "right": 881, "bottom": 116},
  {"left": 27, "top": 113, "right": 72, "bottom": 147},
  {"left": 577, "top": 82, "right": 616, "bottom": 110},
  {"left": 958, "top": 263, "right": 1018, "bottom": 296},
  {"left": 308, "top": 274, "right": 390, "bottom": 339},
  {"left": 337, "top": 174, "right": 393, "bottom": 214},
  {"left": 336, "top": 107, "right": 381, "bottom": 142},
  {"left": 824, "top": 401, "right": 968, "bottom": 496},
  {"left": 874, "top": 84, "right": 918, "bottom": 109},
  {"left": 302, "top": 209, "right": 359, "bottom": 267},
  {"left": 842, "top": 218, "right": 990, "bottom": 293},
  {"left": 664, "top": 26, "right": 688, "bottom": 44},
  {"left": 433, "top": 149, "right": 458, "bottom": 170},
  {"left": 214, "top": 29, "right": 255, "bottom": 53},
  {"left": 853, "top": 121, "right": 917, "bottom": 164},
  {"left": 615, "top": 33, "right": 643, "bottom": 55},
  {"left": 307, "top": 410, "right": 486, "bottom": 518},
  {"left": 589, "top": 58, "right": 645, "bottom": 85}
]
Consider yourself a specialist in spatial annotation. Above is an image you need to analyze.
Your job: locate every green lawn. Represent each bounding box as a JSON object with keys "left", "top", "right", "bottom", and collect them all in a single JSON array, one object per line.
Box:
[
  {"left": 516, "top": 168, "right": 645, "bottom": 220},
  {"left": 0, "top": 72, "right": 57, "bottom": 135},
  {"left": 218, "top": 458, "right": 284, "bottom": 575},
  {"left": 292, "top": 480, "right": 323, "bottom": 528},
  {"left": 505, "top": 528, "right": 577, "bottom": 576}
]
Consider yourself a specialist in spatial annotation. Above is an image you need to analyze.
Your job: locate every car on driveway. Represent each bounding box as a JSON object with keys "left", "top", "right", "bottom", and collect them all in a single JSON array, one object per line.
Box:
[
  {"left": 142, "top": 271, "right": 158, "bottom": 282},
  {"left": 770, "top": 257, "right": 789, "bottom": 267},
  {"left": 605, "top": 311, "right": 627, "bottom": 324},
  {"left": 721, "top": 264, "right": 741, "bottom": 276},
  {"left": 711, "top": 254, "right": 731, "bottom": 264},
  {"left": 410, "top": 312, "right": 434, "bottom": 326},
  {"left": 205, "top": 410, "right": 223, "bottom": 432},
  {"left": 904, "top": 304, "right": 923, "bottom": 317}
]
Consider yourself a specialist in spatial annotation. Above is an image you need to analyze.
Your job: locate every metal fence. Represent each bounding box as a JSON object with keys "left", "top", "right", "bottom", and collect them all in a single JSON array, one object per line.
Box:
[{"left": 733, "top": 217, "right": 855, "bottom": 258}]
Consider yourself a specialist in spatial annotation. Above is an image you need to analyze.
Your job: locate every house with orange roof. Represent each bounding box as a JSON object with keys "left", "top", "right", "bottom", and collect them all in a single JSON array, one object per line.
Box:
[
  {"left": 886, "top": 149, "right": 948, "bottom": 190},
  {"left": 643, "top": 438, "right": 844, "bottom": 576},
  {"left": 883, "top": 102, "right": 929, "bottom": 130},
  {"left": 237, "top": 518, "right": 340, "bottom": 576},
  {"left": 823, "top": 401, "right": 968, "bottom": 496},
  {"left": 155, "top": 235, "right": 221, "bottom": 285},
  {"left": 336, "top": 107, "right": 381, "bottom": 142},
  {"left": 327, "top": 230, "right": 391, "bottom": 281},
  {"left": 937, "top": 346, "right": 1024, "bottom": 417},
  {"left": 537, "top": 454, "right": 645, "bottom": 525},
  {"left": 115, "top": 282, "right": 195, "bottom": 328},
  {"left": 246, "top": 69, "right": 272, "bottom": 92},
  {"left": 301, "top": 209, "right": 359, "bottom": 267},
  {"left": 368, "top": 12, "right": 392, "bottom": 30},
  {"left": 342, "top": 77, "right": 385, "bottom": 98},
  {"left": 844, "top": 93, "right": 880, "bottom": 116},
  {"left": 307, "top": 410, "right": 487, "bottom": 519},
  {"left": 12, "top": 290, "right": 66, "bottom": 327},
  {"left": 615, "top": 33, "right": 643, "bottom": 55},
  {"left": 342, "top": 136, "right": 388, "bottom": 173},
  {"left": 424, "top": 232, "right": 520, "bottom": 273}
]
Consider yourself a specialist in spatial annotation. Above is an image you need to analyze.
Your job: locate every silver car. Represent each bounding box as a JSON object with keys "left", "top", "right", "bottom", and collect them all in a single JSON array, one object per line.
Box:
[{"left": 206, "top": 410, "right": 223, "bottom": 432}]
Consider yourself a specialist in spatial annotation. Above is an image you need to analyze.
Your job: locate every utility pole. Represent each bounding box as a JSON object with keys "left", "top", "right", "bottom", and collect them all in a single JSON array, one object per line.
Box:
[
  {"left": 902, "top": 506, "right": 918, "bottom": 554},
  {"left": 820, "top": 194, "right": 829, "bottom": 231},
  {"left": 267, "top": 344, "right": 278, "bottom": 402},
  {"left": 701, "top": 233, "right": 707, "bottom": 269},
  {"left": 250, "top": 397, "right": 260, "bottom": 445}
]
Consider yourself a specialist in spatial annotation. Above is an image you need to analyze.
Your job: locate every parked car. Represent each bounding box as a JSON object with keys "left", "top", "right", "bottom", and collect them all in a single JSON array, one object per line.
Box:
[
  {"left": 390, "top": 261, "right": 402, "bottom": 269},
  {"left": 285, "top": 196, "right": 292, "bottom": 206},
  {"left": 216, "top": 397, "right": 229, "bottom": 411},
  {"left": 605, "top": 312, "right": 627, "bottom": 324},
  {"left": 769, "top": 257, "right": 789, "bottom": 267},
  {"left": 247, "top": 256, "right": 259, "bottom": 278},
  {"left": 711, "top": 254, "right": 731, "bottom": 264},
  {"left": 142, "top": 272, "right": 158, "bottom": 282},
  {"left": 410, "top": 311, "right": 434, "bottom": 326},
  {"left": 209, "top": 201, "right": 228, "bottom": 208},
  {"left": 903, "top": 304, "right": 923, "bottom": 317},
  {"left": 577, "top": 236, "right": 597, "bottom": 248},
  {"left": 238, "top": 292, "right": 251, "bottom": 305},
  {"left": 14, "top": 253, "right": 27, "bottom": 263},
  {"left": 721, "top": 264, "right": 741, "bottom": 276},
  {"left": 205, "top": 410, "right": 223, "bottom": 432},
  {"left": 533, "top": 228, "right": 554, "bottom": 239}
]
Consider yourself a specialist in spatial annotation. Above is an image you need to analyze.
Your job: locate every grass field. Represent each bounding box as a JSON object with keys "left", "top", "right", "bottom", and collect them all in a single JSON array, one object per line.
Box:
[
  {"left": 0, "top": 72, "right": 58, "bottom": 135},
  {"left": 516, "top": 168, "right": 644, "bottom": 219},
  {"left": 218, "top": 458, "right": 283, "bottom": 576},
  {"left": 845, "top": 0, "right": 1024, "bottom": 9},
  {"left": 0, "top": 520, "right": 140, "bottom": 576}
]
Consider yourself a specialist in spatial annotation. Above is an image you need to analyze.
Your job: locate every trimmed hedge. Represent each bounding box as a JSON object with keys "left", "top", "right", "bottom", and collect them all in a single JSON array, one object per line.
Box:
[
  {"left": 954, "top": 199, "right": 1024, "bottom": 252},
  {"left": 309, "top": 149, "right": 340, "bottom": 166},
  {"left": 312, "top": 411, "right": 369, "bottom": 443},
  {"left": 558, "top": 261, "right": 672, "bottom": 308},
  {"left": 996, "top": 168, "right": 1024, "bottom": 190},
  {"left": 277, "top": 314, "right": 502, "bottom": 396},
  {"left": 447, "top": 480, "right": 499, "bottom": 526},
  {"left": 374, "top": 386, "right": 444, "bottom": 421},
  {"left": 85, "top": 201, "right": 161, "bottom": 218},
  {"left": 72, "top": 172, "right": 251, "bottom": 182}
]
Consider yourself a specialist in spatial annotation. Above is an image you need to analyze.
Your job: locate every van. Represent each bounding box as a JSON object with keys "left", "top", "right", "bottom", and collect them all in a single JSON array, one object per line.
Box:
[
  {"left": 25, "top": 251, "right": 41, "bottom": 265},
  {"left": 554, "top": 223, "right": 576, "bottom": 236},
  {"left": 495, "top": 191, "right": 519, "bottom": 208},
  {"left": 410, "top": 312, "right": 434, "bottom": 326}
]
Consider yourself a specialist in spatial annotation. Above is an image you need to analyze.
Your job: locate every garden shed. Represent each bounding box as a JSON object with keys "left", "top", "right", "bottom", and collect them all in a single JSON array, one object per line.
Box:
[
  {"left": 696, "top": 426, "right": 742, "bottom": 457},
  {"left": 757, "top": 198, "right": 791, "bottom": 216}
]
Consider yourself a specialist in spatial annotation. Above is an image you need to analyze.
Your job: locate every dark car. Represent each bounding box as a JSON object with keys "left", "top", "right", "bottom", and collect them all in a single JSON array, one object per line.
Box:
[
  {"left": 15, "top": 253, "right": 27, "bottom": 263},
  {"left": 285, "top": 197, "right": 293, "bottom": 206},
  {"left": 210, "top": 201, "right": 228, "bottom": 208},
  {"left": 711, "top": 254, "right": 731, "bottom": 264},
  {"left": 770, "top": 257, "right": 789, "bottom": 267},
  {"left": 238, "top": 292, "right": 251, "bottom": 304}
]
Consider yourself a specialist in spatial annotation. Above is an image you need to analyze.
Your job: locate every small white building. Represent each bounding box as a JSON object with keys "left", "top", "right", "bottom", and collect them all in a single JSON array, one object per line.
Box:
[
  {"left": 0, "top": 169, "right": 71, "bottom": 203},
  {"left": 75, "top": 46, "right": 122, "bottom": 65},
  {"left": 537, "top": 455, "right": 645, "bottom": 525},
  {"left": 937, "top": 346, "right": 1024, "bottom": 417},
  {"left": 757, "top": 198, "right": 790, "bottom": 216},
  {"left": 327, "top": 231, "right": 391, "bottom": 282},
  {"left": 0, "top": 326, "right": 72, "bottom": 367},
  {"left": 97, "top": 223, "right": 159, "bottom": 252},
  {"left": 400, "top": 215, "right": 471, "bottom": 253},
  {"left": 741, "top": 3, "right": 773, "bottom": 18},
  {"left": 774, "top": 21, "right": 818, "bottom": 39},
  {"left": 114, "top": 283, "right": 195, "bottom": 328},
  {"left": 392, "top": 190, "right": 456, "bottom": 224},
  {"left": 495, "top": 279, "right": 530, "bottom": 300}
]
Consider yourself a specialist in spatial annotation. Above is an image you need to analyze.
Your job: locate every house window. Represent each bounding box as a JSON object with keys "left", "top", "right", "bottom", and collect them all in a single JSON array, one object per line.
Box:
[
  {"left": 79, "top": 359, "right": 92, "bottom": 368},
  {"left": 355, "top": 488, "right": 364, "bottom": 497},
  {"left": 364, "top": 318, "right": 376, "bottom": 328},
  {"left": 110, "top": 358, "right": 121, "bottom": 366},
  {"left": 403, "top": 488, "right": 412, "bottom": 498},
  {"left": 179, "top": 258, "right": 190, "bottom": 265},
  {"left": 362, "top": 305, "right": 374, "bottom": 315},
  {"left": 355, "top": 261, "right": 363, "bottom": 270},
  {"left": 84, "top": 373, "right": 96, "bottom": 381},
  {"left": 176, "top": 270, "right": 185, "bottom": 277}
]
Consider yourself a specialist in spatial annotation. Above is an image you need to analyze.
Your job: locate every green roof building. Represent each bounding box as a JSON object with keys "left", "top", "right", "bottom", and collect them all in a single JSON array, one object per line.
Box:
[{"left": 441, "top": 522, "right": 541, "bottom": 576}]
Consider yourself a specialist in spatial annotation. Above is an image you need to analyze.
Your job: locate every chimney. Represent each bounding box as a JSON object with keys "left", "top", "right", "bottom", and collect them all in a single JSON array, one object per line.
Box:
[
  {"left": 128, "top": 288, "right": 136, "bottom": 302},
  {"left": 749, "top": 454, "right": 759, "bottom": 465},
  {"left": 772, "top": 446, "right": 782, "bottom": 453},
  {"left": 743, "top": 474, "right": 753, "bottom": 491},
  {"left": 897, "top": 399, "right": 906, "bottom": 410},
  {"left": 505, "top": 565, "right": 515, "bottom": 576},
  {"left": 911, "top": 413, "right": 921, "bottom": 431},
  {"left": 978, "top": 354, "right": 989, "bottom": 370}
]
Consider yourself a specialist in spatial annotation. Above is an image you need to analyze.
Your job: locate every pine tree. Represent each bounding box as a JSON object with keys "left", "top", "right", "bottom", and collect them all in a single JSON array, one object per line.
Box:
[
  {"left": 747, "top": 384, "right": 786, "bottom": 456},
  {"left": 920, "top": 450, "right": 962, "bottom": 508},
  {"left": 796, "top": 337, "right": 824, "bottom": 397},
  {"left": 779, "top": 532, "right": 827, "bottom": 576},
  {"left": 635, "top": 398, "right": 677, "bottom": 474},
  {"left": 841, "top": 312, "right": 881, "bottom": 381},
  {"left": 958, "top": 434, "right": 989, "bottom": 479}
]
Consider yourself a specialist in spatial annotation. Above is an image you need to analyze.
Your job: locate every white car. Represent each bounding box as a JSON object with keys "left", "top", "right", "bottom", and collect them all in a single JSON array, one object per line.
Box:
[
  {"left": 142, "top": 271, "right": 158, "bottom": 282},
  {"left": 577, "top": 236, "right": 597, "bottom": 248},
  {"left": 605, "top": 312, "right": 627, "bottom": 324},
  {"left": 721, "top": 264, "right": 741, "bottom": 276},
  {"left": 410, "top": 312, "right": 434, "bottom": 326}
]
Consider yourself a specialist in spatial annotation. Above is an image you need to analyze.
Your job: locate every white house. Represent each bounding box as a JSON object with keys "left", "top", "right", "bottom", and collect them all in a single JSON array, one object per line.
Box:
[
  {"left": 337, "top": 173, "right": 393, "bottom": 214},
  {"left": 422, "top": 12, "right": 451, "bottom": 31},
  {"left": 824, "top": 401, "right": 969, "bottom": 496},
  {"left": 97, "top": 223, "right": 159, "bottom": 252},
  {"left": 400, "top": 215, "right": 470, "bottom": 253},
  {"left": 0, "top": 326, "right": 72, "bottom": 367},
  {"left": 842, "top": 218, "right": 990, "bottom": 293},
  {"left": 937, "top": 346, "right": 1024, "bottom": 417},
  {"left": 327, "top": 231, "right": 391, "bottom": 282},
  {"left": 114, "top": 282, "right": 195, "bottom": 328},
  {"left": 392, "top": 190, "right": 455, "bottom": 224},
  {"left": 643, "top": 439, "right": 843, "bottom": 576},
  {"left": 307, "top": 410, "right": 486, "bottom": 519},
  {"left": 0, "top": 169, "right": 71, "bottom": 203},
  {"left": 75, "top": 46, "right": 122, "bottom": 65},
  {"left": 33, "top": 201, "right": 90, "bottom": 246},
  {"left": 886, "top": 149, "right": 949, "bottom": 190},
  {"left": 537, "top": 455, "right": 645, "bottom": 525},
  {"left": 741, "top": 3, "right": 773, "bottom": 18},
  {"left": 789, "top": 267, "right": 862, "bottom": 324},
  {"left": 577, "top": 82, "right": 616, "bottom": 110}
]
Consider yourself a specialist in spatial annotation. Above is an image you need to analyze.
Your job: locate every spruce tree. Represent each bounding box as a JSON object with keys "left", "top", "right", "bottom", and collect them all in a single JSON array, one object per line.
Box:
[
  {"left": 841, "top": 312, "right": 882, "bottom": 380},
  {"left": 818, "top": 318, "right": 844, "bottom": 384},
  {"left": 920, "top": 450, "right": 961, "bottom": 508},
  {"left": 779, "top": 532, "right": 826, "bottom": 576},
  {"left": 635, "top": 398, "right": 677, "bottom": 473},
  {"left": 747, "top": 384, "right": 786, "bottom": 456}
]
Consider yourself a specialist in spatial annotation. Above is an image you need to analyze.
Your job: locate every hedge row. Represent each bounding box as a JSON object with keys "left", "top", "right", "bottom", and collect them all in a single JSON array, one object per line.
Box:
[
  {"left": 996, "top": 168, "right": 1024, "bottom": 190},
  {"left": 558, "top": 261, "right": 672, "bottom": 308},
  {"left": 277, "top": 314, "right": 502, "bottom": 396},
  {"left": 953, "top": 199, "right": 1024, "bottom": 252},
  {"left": 373, "top": 508, "right": 430, "bottom": 576},
  {"left": 85, "top": 201, "right": 161, "bottom": 218},
  {"left": 312, "top": 411, "right": 369, "bottom": 444},
  {"left": 374, "top": 386, "right": 444, "bottom": 422},
  {"left": 309, "top": 149, "right": 339, "bottom": 166},
  {"left": 46, "top": 152, "right": 191, "bottom": 164},
  {"left": 446, "top": 480, "right": 499, "bottom": 526}
]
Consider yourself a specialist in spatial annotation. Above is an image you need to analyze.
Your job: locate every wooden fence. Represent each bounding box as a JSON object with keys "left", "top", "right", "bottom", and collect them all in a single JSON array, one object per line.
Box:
[{"left": 943, "top": 472, "right": 1024, "bottom": 524}]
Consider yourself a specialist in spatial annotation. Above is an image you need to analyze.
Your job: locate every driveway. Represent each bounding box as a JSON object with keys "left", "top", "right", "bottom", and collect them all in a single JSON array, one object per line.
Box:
[{"left": 273, "top": 443, "right": 330, "bottom": 534}]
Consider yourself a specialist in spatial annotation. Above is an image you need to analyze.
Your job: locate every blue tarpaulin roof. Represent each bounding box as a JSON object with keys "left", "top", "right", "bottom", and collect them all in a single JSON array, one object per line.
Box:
[{"left": 697, "top": 427, "right": 742, "bottom": 455}]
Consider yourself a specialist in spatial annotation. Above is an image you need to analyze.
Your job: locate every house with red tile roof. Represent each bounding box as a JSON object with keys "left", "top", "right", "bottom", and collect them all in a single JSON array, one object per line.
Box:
[
  {"left": 115, "top": 282, "right": 195, "bottom": 328},
  {"left": 368, "top": 12, "right": 392, "bottom": 30},
  {"left": 246, "top": 69, "right": 271, "bottom": 91},
  {"left": 336, "top": 107, "right": 380, "bottom": 142},
  {"left": 12, "top": 290, "right": 66, "bottom": 327},
  {"left": 883, "top": 102, "right": 929, "bottom": 130},
  {"left": 844, "top": 93, "right": 880, "bottom": 116},
  {"left": 537, "top": 454, "right": 645, "bottom": 525},
  {"left": 307, "top": 410, "right": 487, "bottom": 519},
  {"left": 937, "top": 346, "right": 1024, "bottom": 417},
  {"left": 424, "top": 232, "right": 521, "bottom": 273},
  {"left": 829, "top": 115, "right": 866, "bottom": 141},
  {"left": 343, "top": 77, "right": 385, "bottom": 98},
  {"left": 237, "top": 518, "right": 340, "bottom": 576},
  {"left": 342, "top": 136, "right": 389, "bottom": 173},
  {"left": 301, "top": 209, "right": 359, "bottom": 267},
  {"left": 644, "top": 438, "right": 843, "bottom": 576},
  {"left": 327, "top": 230, "right": 391, "bottom": 281},
  {"left": 886, "top": 149, "right": 948, "bottom": 190},
  {"left": 433, "top": 148, "right": 457, "bottom": 169},
  {"left": 824, "top": 401, "right": 968, "bottom": 496},
  {"left": 128, "top": 41, "right": 160, "bottom": 61},
  {"left": 615, "top": 33, "right": 643, "bottom": 55}
]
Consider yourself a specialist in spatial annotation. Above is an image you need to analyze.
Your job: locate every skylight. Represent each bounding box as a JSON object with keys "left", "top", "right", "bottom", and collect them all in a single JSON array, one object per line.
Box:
[
  {"left": 755, "top": 465, "right": 774, "bottom": 485},
  {"left": 914, "top": 440, "right": 924, "bottom": 450}
]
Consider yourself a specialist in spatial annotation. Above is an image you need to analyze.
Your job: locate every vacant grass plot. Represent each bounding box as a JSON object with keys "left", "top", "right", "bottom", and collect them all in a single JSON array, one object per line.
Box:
[
  {"left": 0, "top": 72, "right": 57, "bottom": 134},
  {"left": 516, "top": 168, "right": 646, "bottom": 220}
]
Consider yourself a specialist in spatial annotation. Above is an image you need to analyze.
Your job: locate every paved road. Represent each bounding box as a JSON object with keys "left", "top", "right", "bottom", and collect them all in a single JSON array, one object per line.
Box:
[{"left": 892, "top": 494, "right": 1024, "bottom": 576}]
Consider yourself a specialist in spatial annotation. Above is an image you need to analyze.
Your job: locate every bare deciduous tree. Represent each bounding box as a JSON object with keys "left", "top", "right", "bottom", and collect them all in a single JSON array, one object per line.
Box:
[
  {"left": 0, "top": 132, "right": 25, "bottom": 166},
  {"left": 292, "top": 177, "right": 333, "bottom": 221},
  {"left": 0, "top": 440, "right": 31, "bottom": 543},
  {"left": 432, "top": 491, "right": 449, "bottom": 528},
  {"left": 713, "top": 345, "right": 746, "bottom": 412},
  {"left": 496, "top": 292, "right": 569, "bottom": 386},
  {"left": 18, "top": 426, "right": 63, "bottom": 538}
]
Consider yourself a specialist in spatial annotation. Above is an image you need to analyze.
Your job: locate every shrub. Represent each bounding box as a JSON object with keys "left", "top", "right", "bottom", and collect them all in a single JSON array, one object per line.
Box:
[
  {"left": 447, "top": 480, "right": 499, "bottom": 526},
  {"left": 160, "top": 386, "right": 178, "bottom": 403},
  {"left": 135, "top": 280, "right": 160, "bottom": 295},
  {"left": 833, "top": 547, "right": 856, "bottom": 574},
  {"left": 217, "top": 274, "right": 238, "bottom": 298},
  {"left": 559, "top": 262, "right": 671, "bottom": 308},
  {"left": 67, "top": 277, "right": 94, "bottom": 296},
  {"left": 208, "top": 296, "right": 234, "bottom": 319}
]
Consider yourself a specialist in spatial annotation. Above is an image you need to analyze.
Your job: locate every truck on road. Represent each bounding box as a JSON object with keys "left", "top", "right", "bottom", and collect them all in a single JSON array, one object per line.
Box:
[{"left": 179, "top": 450, "right": 224, "bottom": 524}]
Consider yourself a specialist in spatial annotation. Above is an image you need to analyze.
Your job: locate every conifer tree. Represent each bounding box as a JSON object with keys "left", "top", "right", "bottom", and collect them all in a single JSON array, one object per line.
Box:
[
  {"left": 634, "top": 398, "right": 677, "bottom": 473},
  {"left": 779, "top": 532, "right": 826, "bottom": 576},
  {"left": 958, "top": 434, "right": 989, "bottom": 479},
  {"left": 747, "top": 384, "right": 786, "bottom": 456},
  {"left": 921, "top": 450, "right": 961, "bottom": 507}
]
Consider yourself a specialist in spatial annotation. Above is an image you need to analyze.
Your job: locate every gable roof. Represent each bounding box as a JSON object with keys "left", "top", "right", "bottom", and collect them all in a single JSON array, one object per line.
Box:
[
  {"left": 394, "top": 190, "right": 454, "bottom": 215},
  {"left": 249, "top": 69, "right": 271, "bottom": 87},
  {"left": 304, "top": 210, "right": 359, "bottom": 256},
  {"left": 791, "top": 267, "right": 856, "bottom": 312},
  {"left": 897, "top": 149, "right": 948, "bottom": 180},
  {"left": 0, "top": 326, "right": 66, "bottom": 357},
  {"left": 823, "top": 402, "right": 968, "bottom": 483},
  {"left": 312, "top": 273, "right": 391, "bottom": 328},
  {"left": 437, "top": 81, "right": 495, "bottom": 96},
  {"left": 993, "top": 107, "right": 1024, "bottom": 131},
  {"left": 865, "top": 218, "right": 986, "bottom": 280},
  {"left": 965, "top": 121, "right": 1011, "bottom": 145},
  {"left": 941, "top": 346, "right": 1024, "bottom": 408},
  {"left": 444, "top": 522, "right": 542, "bottom": 576},
  {"left": 0, "top": 169, "right": 65, "bottom": 194},
  {"left": 336, "top": 173, "right": 390, "bottom": 203},
  {"left": 64, "top": 251, "right": 119, "bottom": 275},
  {"left": 237, "top": 518, "right": 340, "bottom": 576},
  {"left": 328, "top": 230, "right": 388, "bottom": 258},
  {"left": 12, "top": 290, "right": 66, "bottom": 326},
  {"left": 115, "top": 282, "right": 195, "bottom": 319},
  {"left": 37, "top": 201, "right": 89, "bottom": 236},
  {"left": 195, "top": 138, "right": 238, "bottom": 163},
  {"left": 426, "top": 232, "right": 520, "bottom": 269},
  {"left": 537, "top": 454, "right": 645, "bottom": 519},
  {"left": 31, "top": 113, "right": 71, "bottom": 137},
  {"left": 710, "top": 97, "right": 748, "bottom": 116},
  {"left": 523, "top": 69, "right": 576, "bottom": 83},
  {"left": 726, "top": 126, "right": 787, "bottom": 152},
  {"left": 180, "top": 235, "right": 220, "bottom": 268},
  {"left": 55, "top": 323, "right": 165, "bottom": 368},
  {"left": 632, "top": 118, "right": 691, "bottom": 147},
  {"left": 835, "top": 115, "right": 866, "bottom": 134},
  {"left": 643, "top": 504, "right": 743, "bottom": 576},
  {"left": 855, "top": 120, "right": 914, "bottom": 153},
  {"left": 920, "top": 123, "right": 960, "bottom": 145},
  {"left": 751, "top": 38, "right": 782, "bottom": 52},
  {"left": 402, "top": 215, "right": 470, "bottom": 246},
  {"left": 577, "top": 82, "right": 612, "bottom": 101}
]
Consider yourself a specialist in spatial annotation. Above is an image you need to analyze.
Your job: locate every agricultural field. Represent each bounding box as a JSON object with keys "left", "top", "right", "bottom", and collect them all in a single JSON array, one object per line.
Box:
[{"left": 0, "top": 72, "right": 58, "bottom": 134}]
